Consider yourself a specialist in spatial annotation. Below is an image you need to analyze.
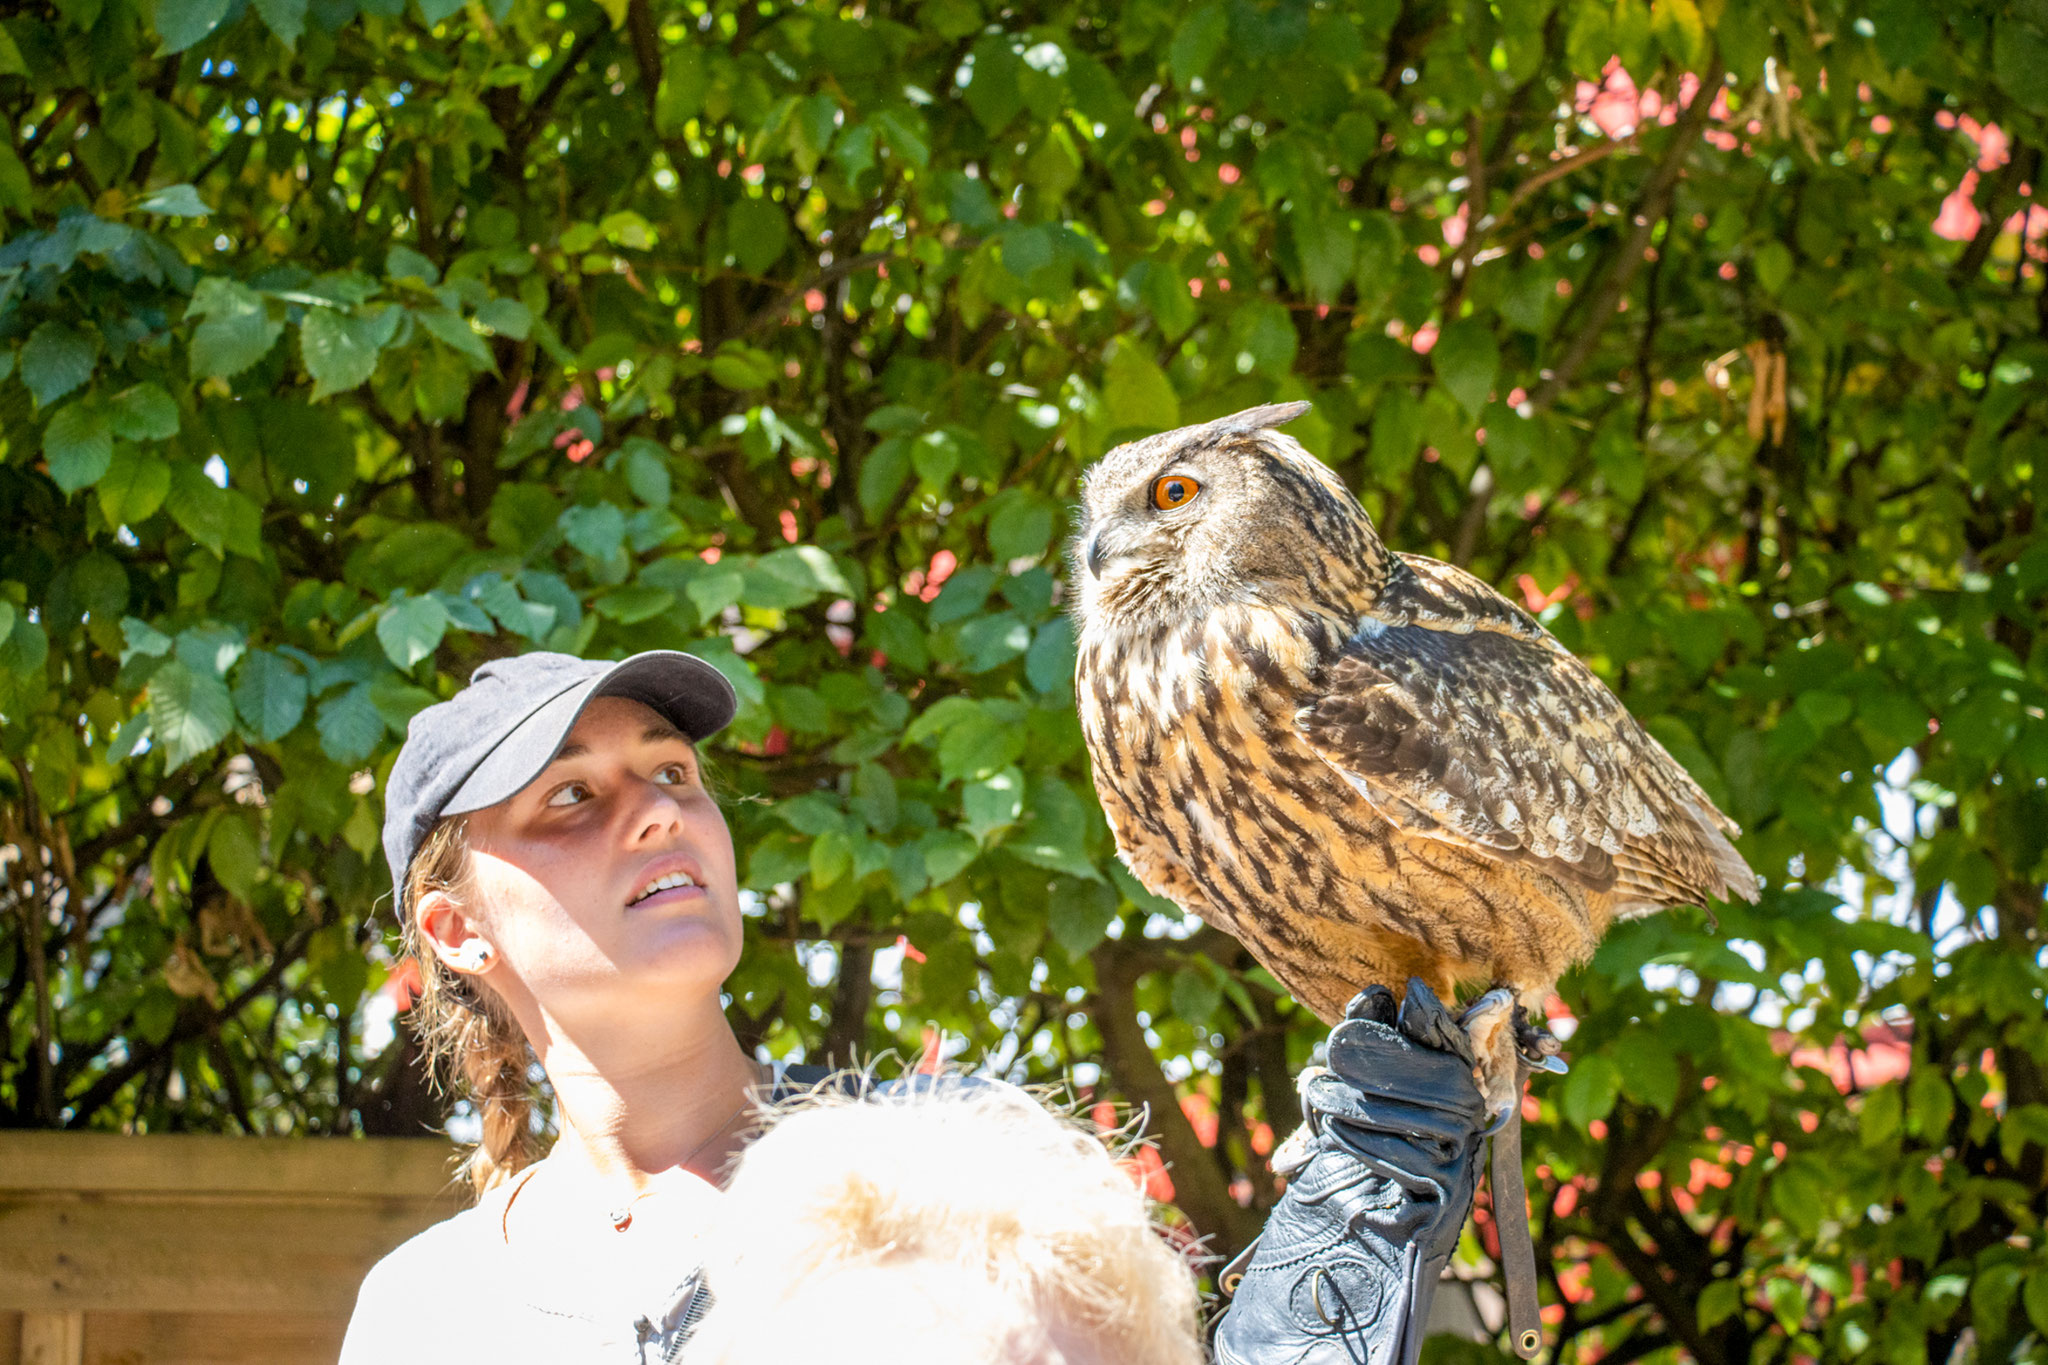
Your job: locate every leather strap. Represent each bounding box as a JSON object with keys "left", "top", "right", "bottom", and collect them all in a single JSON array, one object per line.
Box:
[{"left": 1489, "top": 1087, "right": 1544, "bottom": 1360}]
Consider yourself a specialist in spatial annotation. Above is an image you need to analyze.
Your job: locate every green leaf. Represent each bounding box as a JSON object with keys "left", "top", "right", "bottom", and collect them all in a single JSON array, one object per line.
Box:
[
  {"left": 21, "top": 323, "right": 97, "bottom": 407},
  {"left": 1753, "top": 240, "right": 1793, "bottom": 296},
  {"left": 0, "top": 615, "right": 48, "bottom": 678},
  {"left": 232, "top": 650, "right": 308, "bottom": 741},
  {"left": 1171, "top": 966, "right": 1221, "bottom": 1027},
  {"left": 858, "top": 436, "right": 912, "bottom": 519},
  {"left": 1431, "top": 320, "right": 1499, "bottom": 417},
  {"left": 709, "top": 347, "right": 777, "bottom": 391},
  {"left": 252, "top": 0, "right": 307, "bottom": 45},
  {"left": 958, "top": 765, "right": 1024, "bottom": 839},
  {"left": 560, "top": 502, "right": 629, "bottom": 564},
  {"left": 43, "top": 403, "right": 115, "bottom": 494},
  {"left": 316, "top": 683, "right": 385, "bottom": 762},
  {"left": 377, "top": 593, "right": 450, "bottom": 669},
  {"left": 1102, "top": 344, "right": 1179, "bottom": 432},
  {"left": 1047, "top": 879, "right": 1118, "bottom": 957},
  {"left": 1866, "top": 0, "right": 1935, "bottom": 67},
  {"left": 1001, "top": 225, "right": 1053, "bottom": 277},
  {"left": 729, "top": 198, "right": 791, "bottom": 276},
  {"left": 414, "top": 308, "right": 497, "bottom": 371},
  {"left": 188, "top": 279, "right": 283, "bottom": 379},
  {"left": 988, "top": 493, "right": 1057, "bottom": 562},
  {"left": 386, "top": 245, "right": 440, "bottom": 284},
  {"left": 1170, "top": 3, "right": 1229, "bottom": 85},
  {"left": 207, "top": 813, "right": 263, "bottom": 903},
  {"left": 135, "top": 184, "right": 212, "bottom": 217},
  {"left": 155, "top": 0, "right": 232, "bottom": 54},
  {"left": 1009, "top": 777, "right": 1101, "bottom": 880},
  {"left": 963, "top": 38, "right": 1023, "bottom": 133},
  {"left": 809, "top": 827, "right": 853, "bottom": 889},
  {"left": 873, "top": 108, "right": 930, "bottom": 167},
  {"left": 148, "top": 659, "right": 236, "bottom": 769},
  {"left": 1994, "top": 17, "right": 2048, "bottom": 112},
  {"left": 470, "top": 574, "right": 557, "bottom": 640},
  {"left": 0, "top": 25, "right": 25, "bottom": 76},
  {"left": 946, "top": 172, "right": 1001, "bottom": 231},
  {"left": 1697, "top": 1279, "right": 1743, "bottom": 1331},
  {"left": 2024, "top": 1269, "right": 2048, "bottom": 1334},
  {"left": 912, "top": 429, "right": 962, "bottom": 491},
  {"left": 623, "top": 438, "right": 673, "bottom": 507},
  {"left": 685, "top": 565, "right": 746, "bottom": 621},
  {"left": 1025, "top": 619, "right": 1076, "bottom": 694},
  {"left": 165, "top": 464, "right": 232, "bottom": 556},
  {"left": 592, "top": 585, "right": 675, "bottom": 623},
  {"left": 1289, "top": 206, "right": 1356, "bottom": 306},
  {"left": 121, "top": 617, "right": 174, "bottom": 660},
  {"left": 919, "top": 829, "right": 979, "bottom": 885},
  {"left": 301, "top": 305, "right": 400, "bottom": 399},
  {"left": 1616, "top": 1032, "right": 1680, "bottom": 1114},
  {"left": 109, "top": 384, "right": 181, "bottom": 440},
  {"left": 176, "top": 625, "right": 245, "bottom": 677},
  {"left": 1560, "top": 1054, "right": 1622, "bottom": 1131},
  {"left": 474, "top": 297, "right": 532, "bottom": 340}
]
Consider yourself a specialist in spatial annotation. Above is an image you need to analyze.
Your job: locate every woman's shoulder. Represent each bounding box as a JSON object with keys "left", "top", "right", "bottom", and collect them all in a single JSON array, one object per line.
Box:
[{"left": 338, "top": 1190, "right": 511, "bottom": 1361}]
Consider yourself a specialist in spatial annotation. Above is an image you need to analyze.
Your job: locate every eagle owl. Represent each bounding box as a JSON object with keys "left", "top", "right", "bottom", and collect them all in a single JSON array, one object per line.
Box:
[{"left": 1072, "top": 402, "right": 1758, "bottom": 1061}]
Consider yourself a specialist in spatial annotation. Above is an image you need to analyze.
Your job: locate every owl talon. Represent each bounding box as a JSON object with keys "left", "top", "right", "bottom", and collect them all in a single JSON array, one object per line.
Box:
[
  {"left": 1513, "top": 1008, "right": 1569, "bottom": 1073},
  {"left": 1458, "top": 989, "right": 1523, "bottom": 1121}
]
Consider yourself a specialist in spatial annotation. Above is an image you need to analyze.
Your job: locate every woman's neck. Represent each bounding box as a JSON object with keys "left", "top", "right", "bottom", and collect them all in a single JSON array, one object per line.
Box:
[{"left": 529, "top": 995, "right": 762, "bottom": 1190}]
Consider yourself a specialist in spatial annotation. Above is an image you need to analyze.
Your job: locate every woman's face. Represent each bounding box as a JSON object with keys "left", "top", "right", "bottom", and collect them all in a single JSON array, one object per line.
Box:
[{"left": 451, "top": 696, "right": 743, "bottom": 1029}]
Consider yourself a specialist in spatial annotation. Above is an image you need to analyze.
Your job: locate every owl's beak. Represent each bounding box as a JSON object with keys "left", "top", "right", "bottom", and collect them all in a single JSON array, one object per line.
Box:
[{"left": 1083, "top": 532, "right": 1107, "bottom": 579}]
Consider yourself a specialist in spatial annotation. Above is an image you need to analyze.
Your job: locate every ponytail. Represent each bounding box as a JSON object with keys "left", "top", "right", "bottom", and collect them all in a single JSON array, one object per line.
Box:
[{"left": 399, "top": 818, "right": 545, "bottom": 1196}]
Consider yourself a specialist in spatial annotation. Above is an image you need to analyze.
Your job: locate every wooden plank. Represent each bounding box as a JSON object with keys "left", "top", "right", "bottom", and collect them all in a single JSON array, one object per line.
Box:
[
  {"left": 83, "top": 1312, "right": 346, "bottom": 1365},
  {"left": 0, "top": 1194, "right": 453, "bottom": 1316},
  {"left": 0, "top": 1312, "right": 21, "bottom": 1365},
  {"left": 19, "top": 1313, "right": 82, "bottom": 1365},
  {"left": 0, "top": 1134, "right": 458, "bottom": 1200}
]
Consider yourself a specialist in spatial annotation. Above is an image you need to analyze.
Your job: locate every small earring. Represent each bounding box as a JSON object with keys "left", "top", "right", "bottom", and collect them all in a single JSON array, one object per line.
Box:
[{"left": 455, "top": 943, "right": 494, "bottom": 972}]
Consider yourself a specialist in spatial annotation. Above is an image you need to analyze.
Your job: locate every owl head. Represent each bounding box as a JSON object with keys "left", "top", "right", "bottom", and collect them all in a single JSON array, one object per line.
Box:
[{"left": 1071, "top": 402, "right": 1387, "bottom": 633}]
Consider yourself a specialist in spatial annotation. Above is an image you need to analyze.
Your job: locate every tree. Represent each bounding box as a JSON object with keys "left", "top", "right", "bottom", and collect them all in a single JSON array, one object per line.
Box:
[{"left": 2, "top": 0, "right": 2045, "bottom": 1358}]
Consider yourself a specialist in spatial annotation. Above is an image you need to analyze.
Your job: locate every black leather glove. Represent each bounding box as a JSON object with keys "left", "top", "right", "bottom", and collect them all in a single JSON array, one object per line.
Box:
[{"left": 1213, "top": 980, "right": 1488, "bottom": 1365}]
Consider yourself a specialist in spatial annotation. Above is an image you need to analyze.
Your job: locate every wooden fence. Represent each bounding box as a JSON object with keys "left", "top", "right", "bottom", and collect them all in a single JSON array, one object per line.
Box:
[{"left": 0, "top": 1132, "right": 459, "bottom": 1365}]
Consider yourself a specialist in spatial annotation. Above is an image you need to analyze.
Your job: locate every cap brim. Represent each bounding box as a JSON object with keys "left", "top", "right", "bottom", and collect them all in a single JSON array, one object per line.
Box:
[{"left": 441, "top": 651, "right": 738, "bottom": 817}]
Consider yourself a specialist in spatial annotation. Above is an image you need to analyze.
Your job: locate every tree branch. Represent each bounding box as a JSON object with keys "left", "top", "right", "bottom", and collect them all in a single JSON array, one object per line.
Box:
[
  {"left": 1531, "top": 58, "right": 1722, "bottom": 410},
  {"left": 1091, "top": 936, "right": 1263, "bottom": 1257}
]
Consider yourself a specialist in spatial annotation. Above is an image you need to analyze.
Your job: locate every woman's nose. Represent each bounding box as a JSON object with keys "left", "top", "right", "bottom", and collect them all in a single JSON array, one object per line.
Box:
[{"left": 625, "top": 777, "right": 688, "bottom": 841}]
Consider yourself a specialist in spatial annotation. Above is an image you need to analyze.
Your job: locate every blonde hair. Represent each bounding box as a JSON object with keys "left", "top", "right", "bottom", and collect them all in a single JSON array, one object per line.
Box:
[
  {"left": 687, "top": 1080, "right": 1205, "bottom": 1365},
  {"left": 399, "top": 817, "right": 544, "bottom": 1196}
]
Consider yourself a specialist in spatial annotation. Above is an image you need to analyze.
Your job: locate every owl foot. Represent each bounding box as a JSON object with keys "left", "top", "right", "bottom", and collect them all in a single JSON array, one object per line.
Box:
[
  {"left": 1458, "top": 989, "right": 1523, "bottom": 1121},
  {"left": 1515, "top": 1009, "right": 1569, "bottom": 1076}
]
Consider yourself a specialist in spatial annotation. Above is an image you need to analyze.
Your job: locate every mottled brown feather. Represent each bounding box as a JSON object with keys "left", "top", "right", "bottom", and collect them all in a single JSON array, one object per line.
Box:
[{"left": 1071, "top": 405, "right": 1760, "bottom": 1024}]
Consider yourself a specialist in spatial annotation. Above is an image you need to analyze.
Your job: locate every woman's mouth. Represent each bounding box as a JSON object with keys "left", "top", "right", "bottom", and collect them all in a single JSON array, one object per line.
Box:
[{"left": 630, "top": 868, "right": 702, "bottom": 907}]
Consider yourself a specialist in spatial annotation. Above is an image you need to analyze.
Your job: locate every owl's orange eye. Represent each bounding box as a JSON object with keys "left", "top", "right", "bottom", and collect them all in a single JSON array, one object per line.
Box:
[{"left": 1152, "top": 475, "right": 1201, "bottom": 510}]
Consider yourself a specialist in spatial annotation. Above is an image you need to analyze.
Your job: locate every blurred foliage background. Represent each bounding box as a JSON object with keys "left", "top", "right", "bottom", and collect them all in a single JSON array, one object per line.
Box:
[{"left": 2, "top": 0, "right": 2046, "bottom": 1358}]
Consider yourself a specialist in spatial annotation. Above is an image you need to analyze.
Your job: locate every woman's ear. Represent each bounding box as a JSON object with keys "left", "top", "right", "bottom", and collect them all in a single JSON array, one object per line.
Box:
[{"left": 416, "top": 889, "right": 498, "bottom": 978}]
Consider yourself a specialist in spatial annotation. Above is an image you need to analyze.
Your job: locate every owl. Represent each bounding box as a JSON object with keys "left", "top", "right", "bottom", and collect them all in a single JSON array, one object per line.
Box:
[{"left": 1071, "top": 402, "right": 1758, "bottom": 1086}]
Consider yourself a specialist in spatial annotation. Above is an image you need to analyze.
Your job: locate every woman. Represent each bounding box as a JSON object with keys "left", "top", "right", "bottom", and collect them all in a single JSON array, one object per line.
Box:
[
  {"left": 342, "top": 649, "right": 772, "bottom": 1359},
  {"left": 340, "top": 646, "right": 1498, "bottom": 1364}
]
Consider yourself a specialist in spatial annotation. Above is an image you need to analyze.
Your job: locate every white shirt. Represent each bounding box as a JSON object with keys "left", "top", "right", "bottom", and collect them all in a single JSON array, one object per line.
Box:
[{"left": 339, "top": 1162, "right": 712, "bottom": 1363}]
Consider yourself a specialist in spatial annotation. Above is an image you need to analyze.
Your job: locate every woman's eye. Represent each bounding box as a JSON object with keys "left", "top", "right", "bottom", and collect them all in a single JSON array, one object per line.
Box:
[
  {"left": 1152, "top": 474, "right": 1201, "bottom": 510},
  {"left": 545, "top": 782, "right": 591, "bottom": 807},
  {"left": 655, "top": 763, "right": 693, "bottom": 786}
]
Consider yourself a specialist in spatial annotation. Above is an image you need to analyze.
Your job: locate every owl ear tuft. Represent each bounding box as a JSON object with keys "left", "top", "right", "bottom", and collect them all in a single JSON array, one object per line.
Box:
[{"left": 1212, "top": 401, "right": 1312, "bottom": 435}]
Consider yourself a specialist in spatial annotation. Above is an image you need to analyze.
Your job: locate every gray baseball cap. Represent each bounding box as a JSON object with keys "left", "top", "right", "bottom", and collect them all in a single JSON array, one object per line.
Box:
[{"left": 381, "top": 650, "right": 737, "bottom": 916}]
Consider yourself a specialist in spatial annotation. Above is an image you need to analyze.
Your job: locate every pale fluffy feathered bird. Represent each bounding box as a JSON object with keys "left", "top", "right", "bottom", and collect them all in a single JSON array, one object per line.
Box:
[{"left": 1071, "top": 402, "right": 1757, "bottom": 1074}]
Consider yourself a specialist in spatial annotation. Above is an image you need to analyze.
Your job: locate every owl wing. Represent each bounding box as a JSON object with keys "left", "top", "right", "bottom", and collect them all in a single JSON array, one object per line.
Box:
[{"left": 1297, "top": 555, "right": 1759, "bottom": 910}]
